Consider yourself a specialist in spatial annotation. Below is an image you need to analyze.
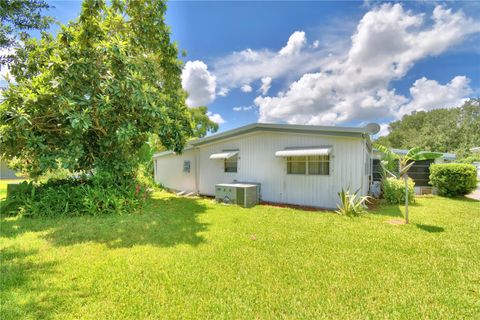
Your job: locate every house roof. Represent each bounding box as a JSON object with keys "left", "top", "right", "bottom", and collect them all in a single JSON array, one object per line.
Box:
[
  {"left": 190, "top": 122, "right": 375, "bottom": 146},
  {"left": 154, "top": 122, "right": 376, "bottom": 157}
]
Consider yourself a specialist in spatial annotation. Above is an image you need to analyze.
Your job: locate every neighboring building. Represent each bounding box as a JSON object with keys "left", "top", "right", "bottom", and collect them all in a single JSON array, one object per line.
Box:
[
  {"left": 0, "top": 160, "right": 19, "bottom": 179},
  {"left": 153, "top": 123, "right": 377, "bottom": 209},
  {"left": 470, "top": 148, "right": 480, "bottom": 179},
  {"left": 371, "top": 148, "right": 456, "bottom": 195}
]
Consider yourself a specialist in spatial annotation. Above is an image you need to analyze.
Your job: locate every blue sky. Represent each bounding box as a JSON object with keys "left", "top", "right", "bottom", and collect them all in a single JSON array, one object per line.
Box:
[{"left": 4, "top": 1, "right": 480, "bottom": 135}]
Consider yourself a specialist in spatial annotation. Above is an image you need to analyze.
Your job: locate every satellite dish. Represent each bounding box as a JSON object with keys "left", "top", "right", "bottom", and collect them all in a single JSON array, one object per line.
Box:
[{"left": 365, "top": 123, "right": 381, "bottom": 135}]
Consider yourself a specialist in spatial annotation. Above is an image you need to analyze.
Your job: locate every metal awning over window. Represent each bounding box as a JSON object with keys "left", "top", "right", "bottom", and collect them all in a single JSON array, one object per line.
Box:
[
  {"left": 209, "top": 151, "right": 239, "bottom": 160},
  {"left": 275, "top": 148, "right": 332, "bottom": 157}
]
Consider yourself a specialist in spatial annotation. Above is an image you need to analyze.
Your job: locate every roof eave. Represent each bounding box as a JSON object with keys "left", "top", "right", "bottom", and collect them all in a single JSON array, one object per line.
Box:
[{"left": 190, "top": 123, "right": 369, "bottom": 147}]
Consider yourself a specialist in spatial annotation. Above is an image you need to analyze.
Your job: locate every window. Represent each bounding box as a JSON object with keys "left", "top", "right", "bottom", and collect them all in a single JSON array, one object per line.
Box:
[
  {"left": 183, "top": 160, "right": 191, "bottom": 173},
  {"left": 372, "top": 159, "right": 382, "bottom": 181},
  {"left": 407, "top": 159, "right": 434, "bottom": 187},
  {"left": 287, "top": 156, "right": 306, "bottom": 174},
  {"left": 308, "top": 155, "right": 330, "bottom": 175},
  {"left": 287, "top": 155, "right": 329, "bottom": 175},
  {"left": 224, "top": 155, "right": 238, "bottom": 173}
]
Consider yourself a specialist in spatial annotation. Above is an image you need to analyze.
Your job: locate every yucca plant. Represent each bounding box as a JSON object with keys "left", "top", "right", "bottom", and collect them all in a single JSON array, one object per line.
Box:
[
  {"left": 374, "top": 144, "right": 442, "bottom": 224},
  {"left": 336, "top": 188, "right": 371, "bottom": 217}
]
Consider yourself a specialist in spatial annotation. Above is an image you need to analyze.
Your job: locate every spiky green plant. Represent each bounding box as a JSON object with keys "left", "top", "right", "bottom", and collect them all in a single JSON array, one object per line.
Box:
[{"left": 335, "top": 188, "right": 371, "bottom": 217}]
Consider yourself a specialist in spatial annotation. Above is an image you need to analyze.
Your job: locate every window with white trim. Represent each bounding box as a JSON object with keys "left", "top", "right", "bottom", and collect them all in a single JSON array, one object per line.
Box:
[
  {"left": 287, "top": 155, "right": 330, "bottom": 175},
  {"left": 224, "top": 155, "right": 238, "bottom": 173}
]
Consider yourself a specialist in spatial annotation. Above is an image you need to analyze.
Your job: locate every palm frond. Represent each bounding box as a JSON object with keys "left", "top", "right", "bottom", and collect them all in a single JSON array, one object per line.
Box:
[
  {"left": 374, "top": 143, "right": 399, "bottom": 159},
  {"left": 405, "top": 147, "right": 422, "bottom": 160}
]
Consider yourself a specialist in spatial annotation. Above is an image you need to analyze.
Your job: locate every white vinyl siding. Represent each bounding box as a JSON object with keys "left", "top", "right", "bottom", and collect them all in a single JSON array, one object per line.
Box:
[
  {"left": 195, "top": 131, "right": 365, "bottom": 208},
  {"left": 155, "top": 131, "right": 367, "bottom": 208},
  {"left": 153, "top": 149, "right": 197, "bottom": 193}
]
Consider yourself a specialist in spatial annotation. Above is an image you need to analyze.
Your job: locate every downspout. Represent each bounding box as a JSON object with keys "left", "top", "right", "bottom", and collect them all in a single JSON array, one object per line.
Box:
[
  {"left": 194, "top": 146, "right": 200, "bottom": 194},
  {"left": 361, "top": 132, "right": 371, "bottom": 196}
]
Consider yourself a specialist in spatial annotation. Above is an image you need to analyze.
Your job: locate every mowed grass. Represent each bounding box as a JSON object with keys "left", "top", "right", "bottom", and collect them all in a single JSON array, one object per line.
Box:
[{"left": 1, "top": 180, "right": 479, "bottom": 319}]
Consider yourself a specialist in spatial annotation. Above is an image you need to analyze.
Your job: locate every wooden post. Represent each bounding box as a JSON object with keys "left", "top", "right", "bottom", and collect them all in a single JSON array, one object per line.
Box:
[{"left": 404, "top": 174, "right": 409, "bottom": 224}]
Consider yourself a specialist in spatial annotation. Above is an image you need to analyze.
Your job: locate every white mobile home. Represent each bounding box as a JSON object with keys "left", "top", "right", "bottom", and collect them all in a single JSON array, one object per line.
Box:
[{"left": 154, "top": 123, "right": 378, "bottom": 209}]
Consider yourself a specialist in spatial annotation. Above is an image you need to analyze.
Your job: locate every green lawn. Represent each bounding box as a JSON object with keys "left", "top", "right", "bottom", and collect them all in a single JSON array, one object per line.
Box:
[{"left": 1, "top": 181, "right": 479, "bottom": 319}]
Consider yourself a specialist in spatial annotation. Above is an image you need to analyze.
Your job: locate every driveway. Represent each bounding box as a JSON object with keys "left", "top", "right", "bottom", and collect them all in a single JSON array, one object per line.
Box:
[{"left": 466, "top": 183, "right": 480, "bottom": 201}]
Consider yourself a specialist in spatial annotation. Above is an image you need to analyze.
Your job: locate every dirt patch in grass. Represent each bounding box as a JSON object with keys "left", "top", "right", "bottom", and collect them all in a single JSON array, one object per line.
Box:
[
  {"left": 386, "top": 219, "right": 406, "bottom": 225},
  {"left": 367, "top": 198, "right": 383, "bottom": 211}
]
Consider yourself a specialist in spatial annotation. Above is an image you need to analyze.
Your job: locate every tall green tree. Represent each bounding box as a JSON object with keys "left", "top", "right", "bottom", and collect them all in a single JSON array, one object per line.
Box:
[
  {"left": 375, "top": 99, "right": 480, "bottom": 157},
  {"left": 0, "top": 0, "right": 52, "bottom": 63},
  {"left": 0, "top": 0, "right": 207, "bottom": 178}
]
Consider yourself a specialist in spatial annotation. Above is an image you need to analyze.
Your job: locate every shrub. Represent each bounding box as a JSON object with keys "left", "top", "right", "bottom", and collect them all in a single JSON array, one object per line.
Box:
[
  {"left": 336, "top": 188, "right": 371, "bottom": 217},
  {"left": 429, "top": 163, "right": 477, "bottom": 197},
  {"left": 1, "top": 174, "right": 150, "bottom": 217},
  {"left": 456, "top": 154, "right": 480, "bottom": 164},
  {"left": 382, "top": 177, "right": 415, "bottom": 204}
]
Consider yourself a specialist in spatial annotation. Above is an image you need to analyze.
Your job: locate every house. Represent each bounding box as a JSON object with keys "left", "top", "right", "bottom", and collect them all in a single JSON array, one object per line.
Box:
[
  {"left": 0, "top": 160, "right": 19, "bottom": 179},
  {"left": 371, "top": 148, "right": 456, "bottom": 195},
  {"left": 469, "top": 147, "right": 480, "bottom": 179},
  {"left": 153, "top": 123, "right": 379, "bottom": 209}
]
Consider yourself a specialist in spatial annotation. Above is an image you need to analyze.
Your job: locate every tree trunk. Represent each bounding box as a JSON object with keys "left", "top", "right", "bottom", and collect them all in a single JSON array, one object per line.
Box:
[{"left": 404, "top": 174, "right": 409, "bottom": 224}]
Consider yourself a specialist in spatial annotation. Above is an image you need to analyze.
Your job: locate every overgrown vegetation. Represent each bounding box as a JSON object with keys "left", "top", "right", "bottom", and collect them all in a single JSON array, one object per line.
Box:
[
  {"left": 335, "top": 188, "right": 370, "bottom": 216},
  {"left": 457, "top": 153, "right": 480, "bottom": 164},
  {"left": 430, "top": 163, "right": 477, "bottom": 197},
  {"left": 0, "top": 0, "right": 217, "bottom": 215},
  {"left": 1, "top": 174, "right": 149, "bottom": 217},
  {"left": 382, "top": 177, "right": 415, "bottom": 204},
  {"left": 376, "top": 99, "right": 480, "bottom": 158}
]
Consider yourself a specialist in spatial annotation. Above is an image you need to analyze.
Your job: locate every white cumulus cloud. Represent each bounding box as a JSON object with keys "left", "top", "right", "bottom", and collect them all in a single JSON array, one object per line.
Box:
[
  {"left": 181, "top": 60, "right": 216, "bottom": 107},
  {"left": 279, "top": 31, "right": 307, "bottom": 56},
  {"left": 212, "top": 31, "right": 338, "bottom": 95},
  {"left": 241, "top": 84, "right": 252, "bottom": 93},
  {"left": 233, "top": 105, "right": 255, "bottom": 112},
  {"left": 259, "top": 77, "right": 272, "bottom": 95},
  {"left": 397, "top": 76, "right": 471, "bottom": 117},
  {"left": 254, "top": 4, "right": 480, "bottom": 125},
  {"left": 207, "top": 111, "right": 225, "bottom": 124}
]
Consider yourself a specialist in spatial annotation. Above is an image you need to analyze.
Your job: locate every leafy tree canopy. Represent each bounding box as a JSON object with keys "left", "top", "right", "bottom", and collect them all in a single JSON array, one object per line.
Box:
[
  {"left": 375, "top": 99, "right": 480, "bottom": 158},
  {"left": 0, "top": 0, "right": 215, "bottom": 178},
  {"left": 0, "top": 0, "right": 51, "bottom": 51}
]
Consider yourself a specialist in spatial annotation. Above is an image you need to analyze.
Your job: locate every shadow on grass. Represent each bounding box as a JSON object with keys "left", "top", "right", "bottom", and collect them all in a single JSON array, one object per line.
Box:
[
  {"left": 415, "top": 224, "right": 445, "bottom": 233},
  {"left": 0, "top": 247, "right": 65, "bottom": 320},
  {"left": 369, "top": 203, "right": 403, "bottom": 217},
  {"left": 0, "top": 195, "right": 209, "bottom": 249},
  {"left": 368, "top": 201, "right": 425, "bottom": 218}
]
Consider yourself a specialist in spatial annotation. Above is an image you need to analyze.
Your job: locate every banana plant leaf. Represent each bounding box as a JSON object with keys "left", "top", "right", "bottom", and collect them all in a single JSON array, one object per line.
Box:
[{"left": 411, "top": 151, "right": 443, "bottom": 161}]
